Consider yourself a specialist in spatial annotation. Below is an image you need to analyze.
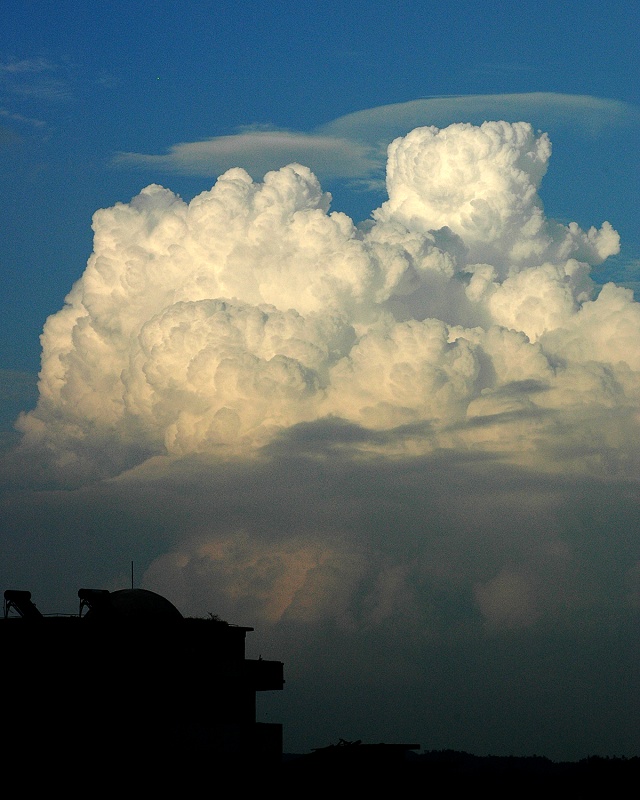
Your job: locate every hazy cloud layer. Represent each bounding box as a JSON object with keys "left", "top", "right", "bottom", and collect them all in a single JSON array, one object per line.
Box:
[{"left": 4, "top": 119, "right": 640, "bottom": 758}]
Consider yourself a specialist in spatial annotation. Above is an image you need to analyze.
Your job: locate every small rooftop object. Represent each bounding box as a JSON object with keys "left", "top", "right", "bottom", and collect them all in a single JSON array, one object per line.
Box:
[{"left": 3, "top": 589, "right": 43, "bottom": 620}]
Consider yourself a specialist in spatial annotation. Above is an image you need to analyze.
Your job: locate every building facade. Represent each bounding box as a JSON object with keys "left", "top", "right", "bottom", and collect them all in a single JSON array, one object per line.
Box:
[{"left": 2, "top": 587, "right": 284, "bottom": 767}]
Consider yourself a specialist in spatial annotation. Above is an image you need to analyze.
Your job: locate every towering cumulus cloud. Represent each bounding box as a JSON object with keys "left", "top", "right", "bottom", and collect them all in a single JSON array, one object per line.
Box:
[
  {"left": 19, "top": 121, "right": 630, "bottom": 471},
  {"left": 10, "top": 120, "right": 640, "bottom": 756}
]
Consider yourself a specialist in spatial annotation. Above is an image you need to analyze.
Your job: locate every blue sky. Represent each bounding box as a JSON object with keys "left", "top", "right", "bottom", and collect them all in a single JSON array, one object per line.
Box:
[
  {"left": 2, "top": 0, "right": 639, "bottom": 373},
  {"left": 2, "top": 1, "right": 640, "bottom": 760}
]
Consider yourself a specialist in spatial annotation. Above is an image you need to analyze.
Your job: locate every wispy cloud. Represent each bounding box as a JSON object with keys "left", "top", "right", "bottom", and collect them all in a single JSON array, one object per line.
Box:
[
  {"left": 0, "top": 107, "right": 46, "bottom": 127},
  {"left": 0, "top": 57, "right": 73, "bottom": 102},
  {"left": 0, "top": 57, "right": 56, "bottom": 75},
  {"left": 114, "top": 93, "right": 640, "bottom": 183}
]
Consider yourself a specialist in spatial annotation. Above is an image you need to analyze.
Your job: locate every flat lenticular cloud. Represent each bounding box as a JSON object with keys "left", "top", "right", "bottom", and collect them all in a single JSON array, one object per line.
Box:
[
  {"left": 114, "top": 93, "right": 640, "bottom": 182},
  {"left": 115, "top": 129, "right": 380, "bottom": 181},
  {"left": 7, "top": 117, "right": 640, "bottom": 757},
  {"left": 320, "top": 92, "right": 640, "bottom": 143}
]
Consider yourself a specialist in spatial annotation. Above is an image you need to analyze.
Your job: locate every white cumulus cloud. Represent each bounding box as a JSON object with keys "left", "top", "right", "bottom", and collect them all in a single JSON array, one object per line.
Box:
[
  {"left": 17, "top": 120, "right": 636, "bottom": 487},
  {"left": 5, "top": 120, "right": 640, "bottom": 758}
]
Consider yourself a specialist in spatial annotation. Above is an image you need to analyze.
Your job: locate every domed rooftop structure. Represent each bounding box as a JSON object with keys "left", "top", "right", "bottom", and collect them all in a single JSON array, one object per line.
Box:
[{"left": 79, "top": 587, "right": 183, "bottom": 622}]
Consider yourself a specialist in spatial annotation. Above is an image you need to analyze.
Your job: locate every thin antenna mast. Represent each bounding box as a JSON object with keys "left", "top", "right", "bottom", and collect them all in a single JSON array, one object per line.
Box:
[{"left": 131, "top": 561, "right": 134, "bottom": 589}]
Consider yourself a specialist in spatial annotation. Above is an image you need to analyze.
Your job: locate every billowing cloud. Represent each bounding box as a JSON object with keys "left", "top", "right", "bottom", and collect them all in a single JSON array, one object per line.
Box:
[
  {"left": 5, "top": 119, "right": 640, "bottom": 758},
  {"left": 20, "top": 119, "right": 629, "bottom": 476}
]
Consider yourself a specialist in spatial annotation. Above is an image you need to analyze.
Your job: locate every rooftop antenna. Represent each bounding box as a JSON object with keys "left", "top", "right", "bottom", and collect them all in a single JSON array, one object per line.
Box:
[{"left": 131, "top": 561, "right": 134, "bottom": 590}]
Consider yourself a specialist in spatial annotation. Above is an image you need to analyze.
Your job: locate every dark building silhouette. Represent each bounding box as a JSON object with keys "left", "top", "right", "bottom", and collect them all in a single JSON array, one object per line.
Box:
[{"left": 2, "top": 587, "right": 284, "bottom": 768}]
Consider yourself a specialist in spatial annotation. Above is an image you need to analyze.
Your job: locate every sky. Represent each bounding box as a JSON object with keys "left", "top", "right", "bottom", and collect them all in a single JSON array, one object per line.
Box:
[{"left": 1, "top": 0, "right": 640, "bottom": 761}]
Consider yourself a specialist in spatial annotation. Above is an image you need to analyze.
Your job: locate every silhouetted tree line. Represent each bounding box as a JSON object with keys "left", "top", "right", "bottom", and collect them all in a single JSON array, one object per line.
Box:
[{"left": 280, "top": 745, "right": 640, "bottom": 791}]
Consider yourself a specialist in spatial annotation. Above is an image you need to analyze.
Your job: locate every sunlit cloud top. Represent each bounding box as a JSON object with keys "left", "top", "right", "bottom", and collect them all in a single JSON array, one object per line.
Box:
[{"left": 17, "top": 118, "right": 639, "bottom": 488}]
